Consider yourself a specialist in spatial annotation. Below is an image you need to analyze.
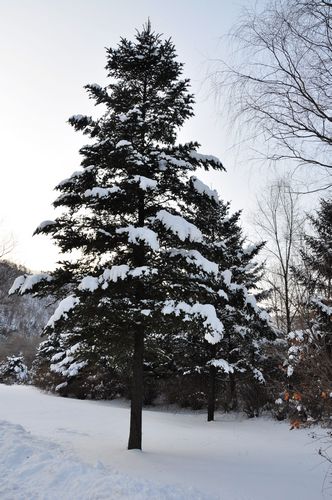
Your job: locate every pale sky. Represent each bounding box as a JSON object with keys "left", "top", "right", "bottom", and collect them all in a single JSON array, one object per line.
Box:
[{"left": 0, "top": 0, "right": 288, "bottom": 271}]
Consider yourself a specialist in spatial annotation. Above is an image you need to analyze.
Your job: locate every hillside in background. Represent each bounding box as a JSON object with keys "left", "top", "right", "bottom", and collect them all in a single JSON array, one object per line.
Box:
[{"left": 0, "top": 260, "right": 53, "bottom": 365}]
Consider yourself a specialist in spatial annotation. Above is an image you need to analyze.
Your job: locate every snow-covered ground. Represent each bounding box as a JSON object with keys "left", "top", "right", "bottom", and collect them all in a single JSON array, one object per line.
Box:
[{"left": 0, "top": 384, "right": 330, "bottom": 500}]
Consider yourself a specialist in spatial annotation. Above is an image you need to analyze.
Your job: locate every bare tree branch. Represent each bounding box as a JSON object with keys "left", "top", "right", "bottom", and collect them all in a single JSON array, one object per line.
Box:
[
  {"left": 254, "top": 176, "right": 305, "bottom": 333},
  {"left": 213, "top": 0, "right": 332, "bottom": 187}
]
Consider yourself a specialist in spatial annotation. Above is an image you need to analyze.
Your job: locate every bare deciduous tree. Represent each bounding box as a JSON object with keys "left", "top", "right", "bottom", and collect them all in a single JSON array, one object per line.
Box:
[
  {"left": 0, "top": 227, "right": 14, "bottom": 261},
  {"left": 255, "top": 178, "right": 304, "bottom": 333},
  {"left": 214, "top": 0, "right": 332, "bottom": 189}
]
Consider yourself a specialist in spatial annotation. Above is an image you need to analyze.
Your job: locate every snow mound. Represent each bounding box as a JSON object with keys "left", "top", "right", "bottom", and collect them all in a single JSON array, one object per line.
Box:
[
  {"left": 0, "top": 385, "right": 328, "bottom": 500},
  {"left": 0, "top": 420, "right": 210, "bottom": 500}
]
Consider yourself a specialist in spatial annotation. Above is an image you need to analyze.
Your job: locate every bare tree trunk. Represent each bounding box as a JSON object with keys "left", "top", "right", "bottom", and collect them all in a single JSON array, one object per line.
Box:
[
  {"left": 128, "top": 325, "right": 144, "bottom": 449},
  {"left": 284, "top": 273, "right": 292, "bottom": 334},
  {"left": 207, "top": 364, "right": 216, "bottom": 421},
  {"left": 254, "top": 178, "right": 304, "bottom": 334}
]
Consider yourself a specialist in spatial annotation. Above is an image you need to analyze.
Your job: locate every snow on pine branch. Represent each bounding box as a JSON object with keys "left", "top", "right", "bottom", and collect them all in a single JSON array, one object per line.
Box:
[
  {"left": 229, "top": 281, "right": 270, "bottom": 323},
  {"left": 34, "top": 220, "right": 56, "bottom": 234},
  {"left": 158, "top": 152, "right": 193, "bottom": 170},
  {"left": 220, "top": 269, "right": 271, "bottom": 323},
  {"left": 288, "top": 330, "right": 305, "bottom": 342},
  {"left": 252, "top": 367, "right": 265, "bottom": 384},
  {"left": 209, "top": 358, "right": 235, "bottom": 373},
  {"left": 78, "top": 266, "right": 158, "bottom": 292},
  {"left": 161, "top": 300, "right": 224, "bottom": 344},
  {"left": 191, "top": 177, "right": 219, "bottom": 202},
  {"left": 51, "top": 358, "right": 87, "bottom": 378},
  {"left": 101, "top": 265, "right": 131, "bottom": 284},
  {"left": 245, "top": 294, "right": 270, "bottom": 322},
  {"left": 115, "top": 140, "right": 132, "bottom": 148},
  {"left": 155, "top": 210, "right": 202, "bottom": 242},
  {"left": 168, "top": 249, "right": 218, "bottom": 275},
  {"left": 217, "top": 289, "right": 228, "bottom": 301},
  {"left": 116, "top": 226, "right": 159, "bottom": 251},
  {"left": 69, "top": 114, "right": 87, "bottom": 123},
  {"left": 84, "top": 186, "right": 121, "bottom": 199},
  {"left": 129, "top": 266, "right": 158, "bottom": 278},
  {"left": 88, "top": 83, "right": 102, "bottom": 91},
  {"left": 46, "top": 295, "right": 80, "bottom": 329},
  {"left": 221, "top": 269, "right": 232, "bottom": 285},
  {"left": 9, "top": 273, "right": 53, "bottom": 295},
  {"left": 78, "top": 276, "right": 100, "bottom": 292},
  {"left": 188, "top": 150, "right": 223, "bottom": 169},
  {"left": 56, "top": 166, "right": 95, "bottom": 188},
  {"left": 311, "top": 297, "right": 332, "bottom": 316},
  {"left": 68, "top": 114, "right": 95, "bottom": 133},
  {"left": 50, "top": 351, "right": 87, "bottom": 377},
  {"left": 132, "top": 175, "right": 157, "bottom": 191},
  {"left": 239, "top": 244, "right": 260, "bottom": 257}
]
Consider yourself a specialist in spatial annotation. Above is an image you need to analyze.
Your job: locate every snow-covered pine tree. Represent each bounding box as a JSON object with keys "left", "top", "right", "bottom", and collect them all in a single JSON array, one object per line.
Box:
[
  {"left": 274, "top": 199, "right": 332, "bottom": 422},
  {"left": 165, "top": 198, "right": 274, "bottom": 420},
  {"left": 225, "top": 240, "right": 275, "bottom": 418},
  {"left": 292, "top": 199, "right": 332, "bottom": 352},
  {"left": 9, "top": 23, "right": 225, "bottom": 450},
  {"left": 0, "top": 353, "right": 29, "bottom": 384}
]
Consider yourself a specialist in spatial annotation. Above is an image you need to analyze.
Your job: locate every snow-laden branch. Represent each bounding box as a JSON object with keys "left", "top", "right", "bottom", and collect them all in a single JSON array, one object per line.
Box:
[
  {"left": 155, "top": 210, "right": 202, "bottom": 242},
  {"left": 168, "top": 248, "right": 218, "bottom": 275},
  {"left": 9, "top": 274, "right": 53, "bottom": 295},
  {"left": 116, "top": 226, "right": 159, "bottom": 251},
  {"left": 161, "top": 300, "right": 224, "bottom": 343},
  {"left": 46, "top": 295, "right": 80, "bottom": 329}
]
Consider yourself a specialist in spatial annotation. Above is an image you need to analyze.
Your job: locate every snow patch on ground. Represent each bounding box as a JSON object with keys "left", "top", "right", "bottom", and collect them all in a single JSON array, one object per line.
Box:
[
  {"left": 0, "top": 420, "right": 206, "bottom": 500},
  {"left": 0, "top": 385, "right": 329, "bottom": 500}
]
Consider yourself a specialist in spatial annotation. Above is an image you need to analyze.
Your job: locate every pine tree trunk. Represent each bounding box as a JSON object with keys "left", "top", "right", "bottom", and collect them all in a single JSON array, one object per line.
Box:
[
  {"left": 128, "top": 189, "right": 146, "bottom": 450},
  {"left": 207, "top": 364, "right": 216, "bottom": 421},
  {"left": 128, "top": 324, "right": 144, "bottom": 450},
  {"left": 229, "top": 372, "right": 237, "bottom": 411}
]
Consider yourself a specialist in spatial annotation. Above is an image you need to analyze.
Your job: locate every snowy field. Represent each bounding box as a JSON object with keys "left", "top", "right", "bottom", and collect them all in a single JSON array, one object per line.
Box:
[{"left": 0, "top": 384, "right": 330, "bottom": 500}]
